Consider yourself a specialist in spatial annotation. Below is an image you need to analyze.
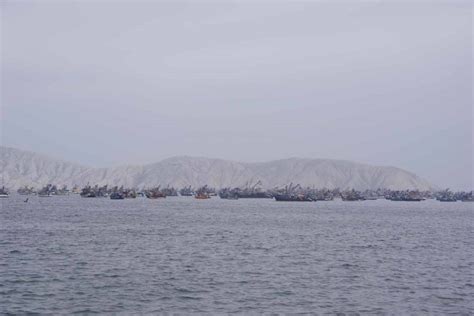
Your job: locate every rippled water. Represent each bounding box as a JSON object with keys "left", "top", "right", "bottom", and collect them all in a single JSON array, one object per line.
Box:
[{"left": 1, "top": 195, "right": 473, "bottom": 314}]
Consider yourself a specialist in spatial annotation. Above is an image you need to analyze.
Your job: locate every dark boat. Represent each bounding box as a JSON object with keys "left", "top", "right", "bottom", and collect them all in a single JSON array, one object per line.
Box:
[
  {"left": 437, "top": 197, "right": 457, "bottom": 202},
  {"left": 340, "top": 189, "right": 365, "bottom": 201},
  {"left": 386, "top": 190, "right": 425, "bottom": 202},
  {"left": 341, "top": 196, "right": 362, "bottom": 201},
  {"left": 218, "top": 188, "right": 239, "bottom": 200},
  {"left": 219, "top": 193, "right": 239, "bottom": 200},
  {"left": 161, "top": 186, "right": 178, "bottom": 197},
  {"left": 0, "top": 186, "right": 9, "bottom": 198},
  {"left": 145, "top": 187, "right": 166, "bottom": 199},
  {"left": 435, "top": 189, "right": 457, "bottom": 202},
  {"left": 460, "top": 191, "right": 473, "bottom": 202},
  {"left": 179, "top": 186, "right": 194, "bottom": 196},
  {"left": 110, "top": 192, "right": 125, "bottom": 200},
  {"left": 17, "top": 186, "right": 35, "bottom": 195},
  {"left": 146, "top": 192, "right": 166, "bottom": 199},
  {"left": 238, "top": 192, "right": 272, "bottom": 199},
  {"left": 235, "top": 180, "right": 273, "bottom": 199},
  {"left": 38, "top": 184, "right": 55, "bottom": 197},
  {"left": 389, "top": 197, "right": 424, "bottom": 202},
  {"left": 274, "top": 194, "right": 313, "bottom": 202},
  {"left": 80, "top": 185, "right": 97, "bottom": 198}
]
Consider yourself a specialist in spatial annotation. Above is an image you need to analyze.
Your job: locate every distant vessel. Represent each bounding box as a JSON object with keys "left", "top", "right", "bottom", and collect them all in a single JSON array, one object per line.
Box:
[
  {"left": 218, "top": 188, "right": 239, "bottom": 200},
  {"left": 341, "top": 196, "right": 362, "bottom": 201},
  {"left": 340, "top": 189, "right": 365, "bottom": 201},
  {"left": 80, "top": 185, "right": 97, "bottom": 198},
  {"left": 110, "top": 192, "right": 125, "bottom": 200},
  {"left": 238, "top": 192, "right": 272, "bottom": 199},
  {"left": 236, "top": 180, "right": 272, "bottom": 199},
  {"left": 17, "top": 185, "right": 36, "bottom": 195},
  {"left": 0, "top": 186, "right": 9, "bottom": 198},
  {"left": 437, "top": 197, "right": 457, "bottom": 202},
  {"left": 460, "top": 191, "right": 473, "bottom": 202},
  {"left": 195, "top": 193, "right": 210, "bottom": 199},
  {"left": 161, "top": 185, "right": 178, "bottom": 197},
  {"left": 38, "top": 184, "right": 54, "bottom": 197},
  {"left": 81, "top": 192, "right": 97, "bottom": 198},
  {"left": 274, "top": 194, "right": 313, "bottom": 202},
  {"left": 363, "top": 196, "right": 378, "bottom": 200},
  {"left": 195, "top": 185, "right": 211, "bottom": 199},
  {"left": 436, "top": 189, "right": 457, "bottom": 202},
  {"left": 145, "top": 187, "right": 166, "bottom": 199},
  {"left": 389, "top": 197, "right": 424, "bottom": 202},
  {"left": 273, "top": 183, "right": 313, "bottom": 202},
  {"left": 386, "top": 190, "right": 425, "bottom": 202}
]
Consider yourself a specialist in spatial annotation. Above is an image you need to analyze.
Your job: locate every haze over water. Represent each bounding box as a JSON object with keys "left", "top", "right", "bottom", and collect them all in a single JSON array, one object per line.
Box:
[{"left": 1, "top": 196, "right": 473, "bottom": 314}]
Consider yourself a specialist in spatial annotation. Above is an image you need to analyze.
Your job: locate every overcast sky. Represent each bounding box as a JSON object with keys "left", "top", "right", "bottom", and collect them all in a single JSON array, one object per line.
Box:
[{"left": 1, "top": 1, "right": 472, "bottom": 189}]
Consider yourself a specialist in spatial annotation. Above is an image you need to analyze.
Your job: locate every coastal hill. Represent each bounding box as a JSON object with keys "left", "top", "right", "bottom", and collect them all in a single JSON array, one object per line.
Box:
[{"left": 1, "top": 146, "right": 433, "bottom": 190}]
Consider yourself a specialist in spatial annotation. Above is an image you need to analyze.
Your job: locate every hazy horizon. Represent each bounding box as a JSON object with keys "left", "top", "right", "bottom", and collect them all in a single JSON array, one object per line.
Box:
[{"left": 1, "top": 1, "right": 473, "bottom": 190}]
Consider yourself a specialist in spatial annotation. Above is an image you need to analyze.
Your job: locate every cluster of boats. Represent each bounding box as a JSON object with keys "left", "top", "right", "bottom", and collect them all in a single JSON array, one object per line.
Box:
[
  {"left": 80, "top": 185, "right": 181, "bottom": 199},
  {"left": 219, "top": 181, "right": 272, "bottom": 199},
  {"left": 434, "top": 189, "right": 474, "bottom": 202},
  {"left": 2, "top": 184, "right": 473, "bottom": 202}
]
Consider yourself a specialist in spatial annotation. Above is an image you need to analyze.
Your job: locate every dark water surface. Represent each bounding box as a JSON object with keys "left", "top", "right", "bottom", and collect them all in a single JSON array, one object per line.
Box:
[{"left": 1, "top": 196, "right": 473, "bottom": 314}]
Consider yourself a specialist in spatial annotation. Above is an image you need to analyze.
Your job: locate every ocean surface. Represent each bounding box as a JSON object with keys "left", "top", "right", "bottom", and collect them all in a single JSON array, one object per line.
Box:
[{"left": 1, "top": 195, "right": 473, "bottom": 314}]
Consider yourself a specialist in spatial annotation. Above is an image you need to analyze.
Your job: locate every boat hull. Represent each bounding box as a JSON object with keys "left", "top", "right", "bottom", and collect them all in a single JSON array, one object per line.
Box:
[{"left": 274, "top": 195, "right": 313, "bottom": 202}]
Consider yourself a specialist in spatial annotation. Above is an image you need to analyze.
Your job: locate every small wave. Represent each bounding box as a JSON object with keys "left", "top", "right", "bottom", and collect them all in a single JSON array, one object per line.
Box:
[
  {"left": 178, "top": 295, "right": 202, "bottom": 300},
  {"left": 435, "top": 295, "right": 464, "bottom": 302}
]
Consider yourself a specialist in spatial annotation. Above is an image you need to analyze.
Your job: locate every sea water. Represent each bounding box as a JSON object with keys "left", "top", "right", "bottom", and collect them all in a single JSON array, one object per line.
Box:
[{"left": 1, "top": 196, "right": 473, "bottom": 314}]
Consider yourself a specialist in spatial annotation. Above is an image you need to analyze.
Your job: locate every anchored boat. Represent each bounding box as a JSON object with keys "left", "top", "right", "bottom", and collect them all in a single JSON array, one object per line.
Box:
[
  {"left": 0, "top": 186, "right": 9, "bottom": 198},
  {"left": 274, "top": 194, "right": 313, "bottom": 202}
]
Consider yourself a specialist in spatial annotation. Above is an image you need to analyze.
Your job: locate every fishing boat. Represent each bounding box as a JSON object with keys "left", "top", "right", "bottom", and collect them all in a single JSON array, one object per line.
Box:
[
  {"left": 80, "top": 185, "right": 97, "bottom": 198},
  {"left": 195, "top": 185, "right": 211, "bottom": 199},
  {"left": 17, "top": 186, "right": 35, "bottom": 195},
  {"left": 236, "top": 180, "right": 272, "bottom": 198},
  {"left": 386, "top": 190, "right": 425, "bottom": 201},
  {"left": 437, "top": 197, "right": 457, "bottom": 202},
  {"left": 110, "top": 192, "right": 125, "bottom": 200},
  {"left": 80, "top": 191, "right": 97, "bottom": 198},
  {"left": 218, "top": 188, "right": 239, "bottom": 200},
  {"left": 0, "top": 186, "right": 9, "bottom": 198},
  {"left": 38, "top": 184, "right": 54, "bottom": 197},
  {"left": 195, "top": 193, "right": 210, "bottom": 199},
  {"left": 389, "top": 197, "right": 424, "bottom": 202},
  {"left": 145, "top": 187, "right": 166, "bottom": 199},
  {"left": 238, "top": 192, "right": 272, "bottom": 198},
  {"left": 273, "top": 183, "right": 313, "bottom": 202},
  {"left": 435, "top": 189, "right": 457, "bottom": 202},
  {"left": 274, "top": 194, "right": 313, "bottom": 202},
  {"left": 179, "top": 186, "right": 194, "bottom": 196},
  {"left": 340, "top": 189, "right": 365, "bottom": 201},
  {"left": 459, "top": 191, "right": 473, "bottom": 202}
]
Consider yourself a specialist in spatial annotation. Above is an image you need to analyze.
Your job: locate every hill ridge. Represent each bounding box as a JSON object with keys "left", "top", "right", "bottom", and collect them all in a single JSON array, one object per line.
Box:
[{"left": 0, "top": 146, "right": 433, "bottom": 190}]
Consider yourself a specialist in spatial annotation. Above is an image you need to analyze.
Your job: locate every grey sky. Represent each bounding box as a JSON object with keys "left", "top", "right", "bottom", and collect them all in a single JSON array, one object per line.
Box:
[{"left": 1, "top": 1, "right": 472, "bottom": 190}]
